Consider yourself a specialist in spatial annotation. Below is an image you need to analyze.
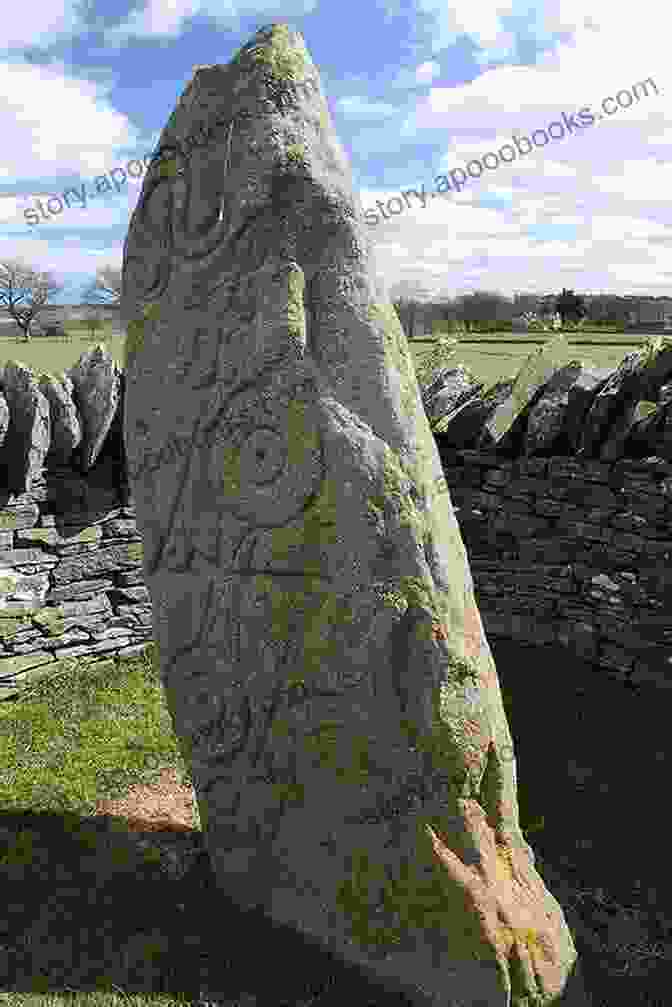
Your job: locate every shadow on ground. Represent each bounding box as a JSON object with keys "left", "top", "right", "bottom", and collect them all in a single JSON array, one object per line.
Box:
[
  {"left": 489, "top": 635, "right": 672, "bottom": 1006},
  {"left": 0, "top": 805, "right": 425, "bottom": 1006},
  {"left": 0, "top": 636, "right": 670, "bottom": 1005}
]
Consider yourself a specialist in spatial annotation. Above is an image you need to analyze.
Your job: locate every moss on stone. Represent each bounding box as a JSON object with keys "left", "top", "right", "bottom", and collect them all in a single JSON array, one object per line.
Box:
[
  {"left": 157, "top": 157, "right": 179, "bottom": 180},
  {"left": 638, "top": 333, "right": 672, "bottom": 369},
  {"left": 375, "top": 444, "right": 425, "bottom": 541},
  {"left": 334, "top": 817, "right": 488, "bottom": 954},
  {"left": 188, "top": 306, "right": 511, "bottom": 955},
  {"left": 246, "top": 24, "right": 309, "bottom": 83},
  {"left": 333, "top": 824, "right": 544, "bottom": 956},
  {"left": 0, "top": 575, "right": 17, "bottom": 596},
  {"left": 285, "top": 143, "right": 306, "bottom": 165},
  {"left": 219, "top": 442, "right": 242, "bottom": 496},
  {"left": 124, "top": 301, "right": 162, "bottom": 370},
  {"left": 33, "top": 605, "right": 66, "bottom": 636},
  {"left": 367, "top": 302, "right": 419, "bottom": 422},
  {"left": 0, "top": 613, "right": 33, "bottom": 641},
  {"left": 126, "top": 541, "right": 144, "bottom": 562},
  {"left": 286, "top": 264, "right": 306, "bottom": 344},
  {"left": 23, "top": 526, "right": 98, "bottom": 547}
]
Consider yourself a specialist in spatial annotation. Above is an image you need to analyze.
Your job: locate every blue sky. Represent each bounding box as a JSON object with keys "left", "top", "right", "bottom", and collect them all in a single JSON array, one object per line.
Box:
[{"left": 0, "top": 0, "right": 669, "bottom": 307}]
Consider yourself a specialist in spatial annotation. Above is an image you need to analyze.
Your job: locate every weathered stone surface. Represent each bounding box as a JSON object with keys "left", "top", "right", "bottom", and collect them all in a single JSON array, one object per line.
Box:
[
  {"left": 578, "top": 338, "right": 672, "bottom": 459},
  {"left": 65, "top": 344, "right": 121, "bottom": 472},
  {"left": 427, "top": 365, "right": 485, "bottom": 423},
  {"left": 39, "top": 372, "right": 83, "bottom": 466},
  {"left": 600, "top": 399, "right": 661, "bottom": 462},
  {"left": 522, "top": 361, "right": 585, "bottom": 456},
  {"left": 563, "top": 365, "right": 613, "bottom": 451},
  {"left": 122, "top": 25, "right": 588, "bottom": 1005},
  {"left": 0, "top": 362, "right": 51, "bottom": 493},
  {"left": 430, "top": 337, "right": 672, "bottom": 466},
  {"left": 478, "top": 332, "right": 571, "bottom": 450},
  {"left": 416, "top": 338, "right": 461, "bottom": 404},
  {"left": 0, "top": 392, "right": 9, "bottom": 454},
  {"left": 433, "top": 378, "right": 517, "bottom": 443},
  {"left": 625, "top": 383, "right": 672, "bottom": 456}
]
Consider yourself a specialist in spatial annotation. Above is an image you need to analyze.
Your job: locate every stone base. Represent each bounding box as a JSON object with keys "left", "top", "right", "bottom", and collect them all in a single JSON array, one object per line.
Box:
[{"left": 204, "top": 835, "right": 592, "bottom": 1006}]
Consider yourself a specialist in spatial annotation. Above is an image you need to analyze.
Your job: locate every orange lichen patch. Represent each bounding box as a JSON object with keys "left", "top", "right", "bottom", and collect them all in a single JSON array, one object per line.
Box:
[
  {"left": 425, "top": 803, "right": 570, "bottom": 997},
  {"left": 431, "top": 621, "right": 449, "bottom": 641},
  {"left": 463, "top": 599, "right": 484, "bottom": 659},
  {"left": 464, "top": 597, "right": 499, "bottom": 686}
]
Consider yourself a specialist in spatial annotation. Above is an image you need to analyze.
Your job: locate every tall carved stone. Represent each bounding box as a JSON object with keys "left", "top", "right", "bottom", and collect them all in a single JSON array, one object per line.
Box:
[{"left": 122, "top": 24, "right": 589, "bottom": 1005}]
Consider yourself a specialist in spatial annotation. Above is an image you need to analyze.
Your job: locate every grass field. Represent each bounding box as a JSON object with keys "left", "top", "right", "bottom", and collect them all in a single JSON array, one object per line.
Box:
[
  {"left": 0, "top": 321, "right": 658, "bottom": 393},
  {"left": 0, "top": 325, "right": 670, "bottom": 1006}
]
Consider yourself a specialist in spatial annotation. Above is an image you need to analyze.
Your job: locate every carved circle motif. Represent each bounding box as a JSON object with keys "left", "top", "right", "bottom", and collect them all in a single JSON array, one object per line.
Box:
[
  {"left": 206, "top": 391, "right": 324, "bottom": 527},
  {"left": 239, "top": 427, "right": 286, "bottom": 485}
]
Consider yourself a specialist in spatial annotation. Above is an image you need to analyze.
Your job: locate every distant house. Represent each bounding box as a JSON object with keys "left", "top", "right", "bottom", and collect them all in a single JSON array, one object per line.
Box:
[{"left": 511, "top": 311, "right": 561, "bottom": 331}]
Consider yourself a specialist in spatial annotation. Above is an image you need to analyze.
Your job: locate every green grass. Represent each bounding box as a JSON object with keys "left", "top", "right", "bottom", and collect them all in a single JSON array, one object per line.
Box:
[
  {"left": 2, "top": 645, "right": 193, "bottom": 819},
  {"left": 0, "top": 327, "right": 670, "bottom": 1005},
  {"left": 2, "top": 641, "right": 671, "bottom": 1006},
  {"left": 0, "top": 322, "right": 123, "bottom": 384},
  {"left": 408, "top": 332, "right": 655, "bottom": 394},
  {"left": 0, "top": 325, "right": 655, "bottom": 396}
]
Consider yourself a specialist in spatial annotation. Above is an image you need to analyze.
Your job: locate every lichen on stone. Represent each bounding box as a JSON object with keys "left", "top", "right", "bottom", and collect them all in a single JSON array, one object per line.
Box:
[
  {"left": 124, "top": 300, "right": 162, "bottom": 369},
  {"left": 366, "top": 302, "right": 419, "bottom": 422},
  {"left": 245, "top": 24, "right": 310, "bottom": 83},
  {"left": 286, "top": 264, "right": 307, "bottom": 345},
  {"left": 285, "top": 143, "right": 307, "bottom": 165},
  {"left": 157, "top": 157, "right": 179, "bottom": 180}
]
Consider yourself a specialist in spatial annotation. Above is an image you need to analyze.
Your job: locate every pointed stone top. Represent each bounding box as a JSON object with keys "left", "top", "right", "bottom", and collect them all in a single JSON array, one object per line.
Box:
[{"left": 184, "top": 25, "right": 311, "bottom": 86}]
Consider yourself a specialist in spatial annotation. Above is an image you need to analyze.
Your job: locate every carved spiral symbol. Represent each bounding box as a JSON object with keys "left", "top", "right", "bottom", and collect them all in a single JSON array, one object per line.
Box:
[
  {"left": 206, "top": 395, "right": 324, "bottom": 526},
  {"left": 239, "top": 427, "right": 286, "bottom": 485}
]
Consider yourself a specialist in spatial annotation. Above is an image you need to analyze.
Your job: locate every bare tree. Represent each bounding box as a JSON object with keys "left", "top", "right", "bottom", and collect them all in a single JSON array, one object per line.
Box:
[
  {"left": 0, "top": 259, "right": 65, "bottom": 342},
  {"left": 81, "top": 265, "right": 122, "bottom": 307}
]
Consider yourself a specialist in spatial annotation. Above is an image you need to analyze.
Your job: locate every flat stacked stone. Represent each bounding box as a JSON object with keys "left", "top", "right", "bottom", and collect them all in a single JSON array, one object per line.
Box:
[{"left": 122, "top": 24, "right": 589, "bottom": 1005}]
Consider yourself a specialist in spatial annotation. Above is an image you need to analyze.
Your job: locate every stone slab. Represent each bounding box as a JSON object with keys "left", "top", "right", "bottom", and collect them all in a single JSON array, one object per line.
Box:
[{"left": 122, "top": 24, "right": 589, "bottom": 1006}]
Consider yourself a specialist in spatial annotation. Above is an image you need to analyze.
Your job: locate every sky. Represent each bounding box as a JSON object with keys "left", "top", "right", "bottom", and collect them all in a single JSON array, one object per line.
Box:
[{"left": 0, "top": 0, "right": 669, "bottom": 308}]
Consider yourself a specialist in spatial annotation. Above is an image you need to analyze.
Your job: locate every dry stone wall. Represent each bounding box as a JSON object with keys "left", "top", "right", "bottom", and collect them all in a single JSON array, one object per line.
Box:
[
  {"left": 0, "top": 346, "right": 149, "bottom": 702},
  {"left": 424, "top": 331, "right": 672, "bottom": 694},
  {"left": 0, "top": 334, "right": 670, "bottom": 702},
  {"left": 438, "top": 447, "right": 672, "bottom": 692}
]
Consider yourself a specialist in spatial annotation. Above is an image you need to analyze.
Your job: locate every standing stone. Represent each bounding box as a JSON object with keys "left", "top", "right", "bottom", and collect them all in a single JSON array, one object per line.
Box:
[
  {"left": 122, "top": 24, "right": 589, "bottom": 1006},
  {"left": 477, "top": 332, "right": 571, "bottom": 451}
]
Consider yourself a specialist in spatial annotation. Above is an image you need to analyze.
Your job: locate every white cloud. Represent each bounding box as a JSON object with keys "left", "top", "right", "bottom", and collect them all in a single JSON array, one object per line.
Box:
[
  {"left": 0, "top": 60, "right": 148, "bottom": 187},
  {"left": 335, "top": 96, "right": 401, "bottom": 123},
  {"left": 0, "top": 0, "right": 85, "bottom": 53},
  {"left": 0, "top": 0, "right": 670, "bottom": 304},
  {"left": 103, "top": 0, "right": 318, "bottom": 45}
]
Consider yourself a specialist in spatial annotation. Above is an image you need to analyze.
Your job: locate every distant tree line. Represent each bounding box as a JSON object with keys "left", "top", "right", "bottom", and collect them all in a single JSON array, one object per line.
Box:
[
  {"left": 390, "top": 282, "right": 657, "bottom": 339},
  {"left": 0, "top": 257, "right": 665, "bottom": 345},
  {"left": 0, "top": 258, "right": 121, "bottom": 342}
]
